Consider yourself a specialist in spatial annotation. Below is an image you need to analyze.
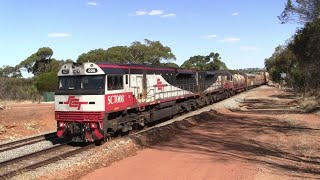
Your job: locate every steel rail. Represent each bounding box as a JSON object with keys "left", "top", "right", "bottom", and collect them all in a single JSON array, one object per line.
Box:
[
  {"left": 0, "top": 132, "right": 57, "bottom": 153},
  {"left": 0, "top": 142, "right": 94, "bottom": 179}
]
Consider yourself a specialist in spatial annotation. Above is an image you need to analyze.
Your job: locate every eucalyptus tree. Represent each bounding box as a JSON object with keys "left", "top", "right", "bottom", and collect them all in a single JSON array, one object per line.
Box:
[{"left": 279, "top": 0, "right": 320, "bottom": 23}]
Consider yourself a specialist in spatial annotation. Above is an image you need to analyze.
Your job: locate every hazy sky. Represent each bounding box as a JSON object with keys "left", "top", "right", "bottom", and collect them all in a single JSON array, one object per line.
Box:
[{"left": 0, "top": 0, "right": 299, "bottom": 70}]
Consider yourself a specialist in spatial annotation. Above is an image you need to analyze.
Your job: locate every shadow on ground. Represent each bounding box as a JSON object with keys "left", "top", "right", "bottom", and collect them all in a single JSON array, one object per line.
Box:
[
  {"left": 231, "top": 92, "right": 303, "bottom": 114},
  {"left": 149, "top": 92, "right": 320, "bottom": 179}
]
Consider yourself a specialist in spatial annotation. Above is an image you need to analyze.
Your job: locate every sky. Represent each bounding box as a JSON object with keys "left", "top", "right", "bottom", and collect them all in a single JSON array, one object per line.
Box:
[{"left": 0, "top": 0, "right": 300, "bottom": 73}]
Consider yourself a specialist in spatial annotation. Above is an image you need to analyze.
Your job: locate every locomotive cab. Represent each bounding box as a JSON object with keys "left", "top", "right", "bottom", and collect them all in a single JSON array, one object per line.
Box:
[{"left": 55, "top": 63, "right": 106, "bottom": 142}]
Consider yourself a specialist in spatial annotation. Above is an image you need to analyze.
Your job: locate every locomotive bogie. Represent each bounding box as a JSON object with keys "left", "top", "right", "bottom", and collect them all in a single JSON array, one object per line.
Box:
[{"left": 56, "top": 121, "right": 104, "bottom": 142}]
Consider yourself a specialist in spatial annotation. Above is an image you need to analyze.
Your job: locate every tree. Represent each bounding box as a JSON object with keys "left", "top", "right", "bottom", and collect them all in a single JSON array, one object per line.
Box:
[
  {"left": 181, "top": 55, "right": 210, "bottom": 70},
  {"left": 288, "top": 18, "right": 320, "bottom": 94},
  {"left": 19, "top": 47, "right": 53, "bottom": 75},
  {"left": 34, "top": 72, "right": 58, "bottom": 93},
  {"left": 46, "top": 59, "right": 67, "bottom": 73},
  {"left": 207, "top": 52, "right": 228, "bottom": 70},
  {"left": 16, "top": 47, "right": 73, "bottom": 101},
  {"left": 78, "top": 46, "right": 131, "bottom": 64},
  {"left": 77, "top": 48, "right": 108, "bottom": 63},
  {"left": 0, "top": 65, "right": 21, "bottom": 77},
  {"left": 105, "top": 46, "right": 131, "bottom": 63},
  {"left": 76, "top": 39, "right": 176, "bottom": 65},
  {"left": 65, "top": 59, "right": 74, "bottom": 63},
  {"left": 265, "top": 19, "right": 320, "bottom": 96},
  {"left": 181, "top": 52, "right": 227, "bottom": 71},
  {"left": 0, "top": 77, "right": 35, "bottom": 100},
  {"left": 162, "top": 62, "right": 180, "bottom": 68},
  {"left": 264, "top": 45, "right": 296, "bottom": 83},
  {"left": 128, "top": 39, "right": 176, "bottom": 64},
  {"left": 278, "top": 0, "right": 320, "bottom": 24}
]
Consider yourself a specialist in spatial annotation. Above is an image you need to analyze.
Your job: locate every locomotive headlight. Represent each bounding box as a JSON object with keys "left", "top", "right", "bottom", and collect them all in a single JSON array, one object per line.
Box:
[
  {"left": 90, "top": 123, "right": 97, "bottom": 129},
  {"left": 58, "top": 122, "right": 65, "bottom": 128},
  {"left": 61, "top": 69, "right": 69, "bottom": 74},
  {"left": 72, "top": 69, "right": 81, "bottom": 74}
]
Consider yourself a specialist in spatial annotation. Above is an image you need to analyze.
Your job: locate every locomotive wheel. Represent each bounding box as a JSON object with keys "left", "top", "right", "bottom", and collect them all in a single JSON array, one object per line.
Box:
[{"left": 95, "top": 140, "right": 103, "bottom": 146}]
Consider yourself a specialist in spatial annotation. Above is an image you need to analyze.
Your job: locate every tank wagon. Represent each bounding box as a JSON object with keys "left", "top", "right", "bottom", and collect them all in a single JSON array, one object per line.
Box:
[{"left": 55, "top": 62, "right": 268, "bottom": 142}]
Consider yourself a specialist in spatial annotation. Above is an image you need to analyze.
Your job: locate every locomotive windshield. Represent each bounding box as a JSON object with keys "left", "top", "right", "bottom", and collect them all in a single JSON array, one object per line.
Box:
[{"left": 59, "top": 75, "right": 105, "bottom": 90}]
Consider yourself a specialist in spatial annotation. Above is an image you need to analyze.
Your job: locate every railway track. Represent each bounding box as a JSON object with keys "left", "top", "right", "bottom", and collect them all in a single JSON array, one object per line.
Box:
[
  {"left": 0, "top": 142, "right": 94, "bottom": 179},
  {"left": 0, "top": 132, "right": 57, "bottom": 153}
]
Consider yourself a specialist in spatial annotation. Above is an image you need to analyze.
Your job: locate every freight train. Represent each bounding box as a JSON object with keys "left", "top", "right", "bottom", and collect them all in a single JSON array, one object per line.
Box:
[{"left": 55, "top": 62, "right": 269, "bottom": 142}]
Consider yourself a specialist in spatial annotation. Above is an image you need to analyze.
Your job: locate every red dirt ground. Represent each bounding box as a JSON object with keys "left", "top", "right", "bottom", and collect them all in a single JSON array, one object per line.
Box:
[
  {"left": 0, "top": 103, "right": 55, "bottom": 141},
  {"left": 81, "top": 86, "right": 320, "bottom": 180}
]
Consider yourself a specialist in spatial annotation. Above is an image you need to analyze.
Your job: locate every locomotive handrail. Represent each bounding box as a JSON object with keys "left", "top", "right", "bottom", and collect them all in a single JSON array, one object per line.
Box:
[{"left": 130, "top": 81, "right": 225, "bottom": 103}]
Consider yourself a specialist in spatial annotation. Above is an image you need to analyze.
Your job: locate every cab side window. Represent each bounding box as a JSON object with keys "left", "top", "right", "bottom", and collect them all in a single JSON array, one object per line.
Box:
[{"left": 107, "top": 75, "right": 123, "bottom": 90}]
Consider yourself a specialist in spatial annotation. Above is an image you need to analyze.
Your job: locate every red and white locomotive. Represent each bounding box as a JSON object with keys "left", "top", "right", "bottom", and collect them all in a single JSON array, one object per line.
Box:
[{"left": 55, "top": 62, "right": 267, "bottom": 142}]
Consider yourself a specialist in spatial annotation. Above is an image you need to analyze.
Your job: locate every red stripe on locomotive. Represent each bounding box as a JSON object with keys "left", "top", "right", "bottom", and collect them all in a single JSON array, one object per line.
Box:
[{"left": 105, "top": 92, "right": 138, "bottom": 112}]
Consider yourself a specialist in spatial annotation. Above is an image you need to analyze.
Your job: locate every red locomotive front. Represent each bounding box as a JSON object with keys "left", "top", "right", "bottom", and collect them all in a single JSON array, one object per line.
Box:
[{"left": 55, "top": 63, "right": 137, "bottom": 142}]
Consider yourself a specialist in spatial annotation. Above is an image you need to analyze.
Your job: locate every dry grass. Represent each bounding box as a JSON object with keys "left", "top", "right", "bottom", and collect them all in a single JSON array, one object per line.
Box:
[
  {"left": 299, "top": 96, "right": 319, "bottom": 109},
  {"left": 0, "top": 125, "right": 6, "bottom": 134},
  {"left": 24, "top": 122, "right": 40, "bottom": 130},
  {"left": 0, "top": 100, "right": 33, "bottom": 106}
]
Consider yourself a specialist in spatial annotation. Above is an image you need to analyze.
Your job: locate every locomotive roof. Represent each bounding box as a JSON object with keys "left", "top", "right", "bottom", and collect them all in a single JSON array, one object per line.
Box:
[
  {"left": 97, "top": 63, "right": 190, "bottom": 71},
  {"left": 97, "top": 63, "right": 231, "bottom": 74},
  {"left": 58, "top": 62, "right": 240, "bottom": 77},
  {"left": 97, "top": 63, "right": 234, "bottom": 76}
]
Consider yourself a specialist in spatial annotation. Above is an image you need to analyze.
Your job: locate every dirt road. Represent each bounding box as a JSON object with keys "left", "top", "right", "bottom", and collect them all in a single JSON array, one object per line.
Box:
[{"left": 81, "top": 85, "right": 320, "bottom": 180}]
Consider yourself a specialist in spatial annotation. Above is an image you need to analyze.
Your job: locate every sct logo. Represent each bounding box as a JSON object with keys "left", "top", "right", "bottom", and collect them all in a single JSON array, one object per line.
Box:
[
  {"left": 107, "top": 95, "right": 125, "bottom": 105},
  {"left": 64, "top": 96, "right": 88, "bottom": 110},
  {"left": 154, "top": 78, "right": 165, "bottom": 90}
]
